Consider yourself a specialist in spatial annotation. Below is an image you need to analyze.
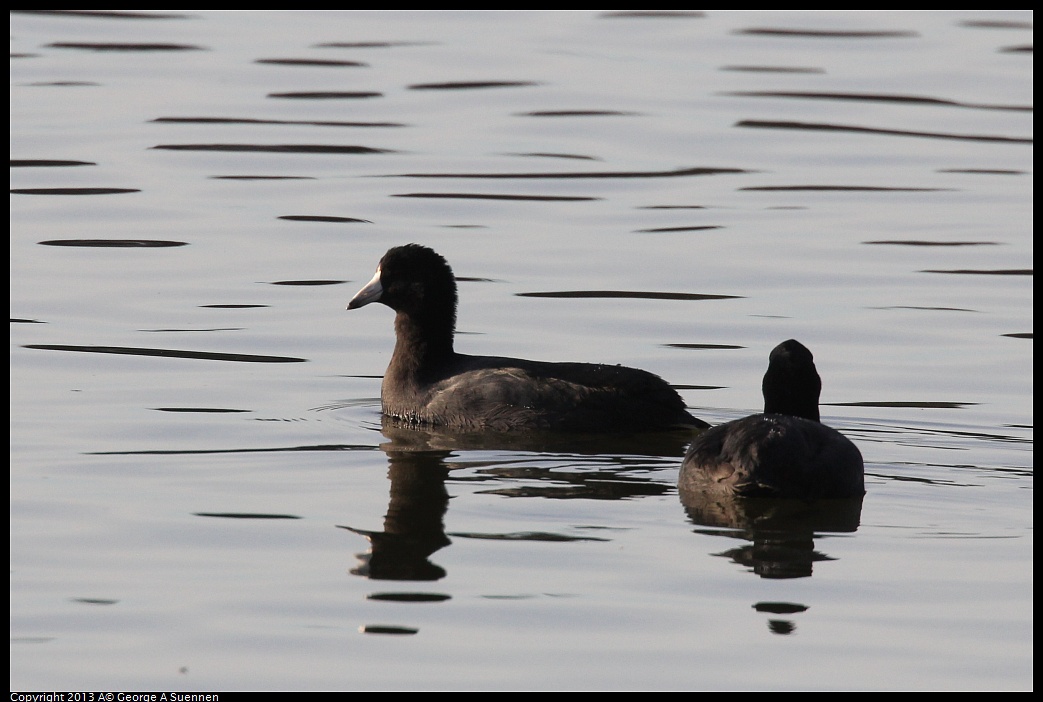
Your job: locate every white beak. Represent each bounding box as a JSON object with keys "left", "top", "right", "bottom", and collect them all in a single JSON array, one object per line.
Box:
[{"left": 347, "top": 267, "right": 383, "bottom": 309}]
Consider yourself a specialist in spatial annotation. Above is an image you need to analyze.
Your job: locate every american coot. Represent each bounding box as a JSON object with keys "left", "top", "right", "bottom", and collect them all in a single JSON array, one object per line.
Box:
[
  {"left": 679, "top": 339, "right": 865, "bottom": 499},
  {"left": 348, "top": 244, "right": 708, "bottom": 433}
]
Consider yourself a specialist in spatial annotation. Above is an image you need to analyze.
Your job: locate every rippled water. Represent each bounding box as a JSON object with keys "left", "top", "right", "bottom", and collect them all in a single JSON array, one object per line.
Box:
[{"left": 10, "top": 10, "right": 1032, "bottom": 691}]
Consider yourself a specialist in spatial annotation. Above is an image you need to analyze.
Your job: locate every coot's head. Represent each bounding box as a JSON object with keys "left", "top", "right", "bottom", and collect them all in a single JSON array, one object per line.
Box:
[
  {"left": 762, "top": 339, "right": 822, "bottom": 422},
  {"left": 348, "top": 244, "right": 458, "bottom": 319}
]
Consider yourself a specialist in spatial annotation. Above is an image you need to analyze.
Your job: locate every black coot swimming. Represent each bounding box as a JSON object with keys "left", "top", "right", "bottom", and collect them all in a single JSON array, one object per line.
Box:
[
  {"left": 348, "top": 244, "right": 708, "bottom": 433},
  {"left": 679, "top": 339, "right": 864, "bottom": 499}
]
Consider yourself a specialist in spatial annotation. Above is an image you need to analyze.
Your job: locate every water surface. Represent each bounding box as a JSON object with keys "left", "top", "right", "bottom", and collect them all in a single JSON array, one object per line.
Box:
[{"left": 10, "top": 10, "right": 1032, "bottom": 691}]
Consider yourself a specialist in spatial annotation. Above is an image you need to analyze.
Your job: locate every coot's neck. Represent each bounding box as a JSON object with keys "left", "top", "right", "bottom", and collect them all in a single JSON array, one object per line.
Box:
[
  {"left": 763, "top": 393, "right": 820, "bottom": 422},
  {"left": 389, "top": 308, "right": 456, "bottom": 379},
  {"left": 760, "top": 341, "right": 822, "bottom": 422},
  {"left": 762, "top": 367, "right": 821, "bottom": 422}
]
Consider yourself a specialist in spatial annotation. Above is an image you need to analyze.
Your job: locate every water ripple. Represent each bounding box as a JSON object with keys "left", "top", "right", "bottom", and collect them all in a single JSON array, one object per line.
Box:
[
  {"left": 39, "top": 238, "right": 185, "bottom": 247},
  {"left": 13, "top": 9, "right": 188, "bottom": 19},
  {"left": 48, "top": 42, "right": 205, "bottom": 52},
  {"left": 408, "top": 80, "right": 539, "bottom": 90},
  {"left": 394, "top": 192, "right": 597, "bottom": 202},
  {"left": 24, "top": 344, "right": 306, "bottom": 363},
  {"left": 727, "top": 90, "right": 1031, "bottom": 112},
  {"left": 10, "top": 159, "right": 95, "bottom": 167},
  {"left": 268, "top": 91, "right": 382, "bottom": 99},
  {"left": 255, "top": 58, "right": 367, "bottom": 67},
  {"left": 13, "top": 188, "right": 139, "bottom": 195},
  {"left": 194, "top": 512, "right": 301, "bottom": 520},
  {"left": 518, "top": 290, "right": 740, "bottom": 301},
  {"left": 394, "top": 166, "right": 748, "bottom": 179},
  {"left": 737, "top": 119, "right": 1032, "bottom": 144},
  {"left": 151, "top": 143, "right": 392, "bottom": 153},
  {"left": 153, "top": 116, "right": 405, "bottom": 127},
  {"left": 735, "top": 27, "right": 918, "bottom": 38}
]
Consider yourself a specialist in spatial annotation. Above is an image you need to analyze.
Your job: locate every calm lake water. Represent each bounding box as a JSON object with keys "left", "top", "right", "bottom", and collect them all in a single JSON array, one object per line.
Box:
[{"left": 10, "top": 10, "right": 1032, "bottom": 692}]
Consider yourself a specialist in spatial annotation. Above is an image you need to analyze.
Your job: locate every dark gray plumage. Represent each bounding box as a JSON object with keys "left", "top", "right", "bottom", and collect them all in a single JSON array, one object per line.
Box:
[
  {"left": 348, "top": 244, "right": 707, "bottom": 433},
  {"left": 679, "top": 339, "right": 864, "bottom": 499}
]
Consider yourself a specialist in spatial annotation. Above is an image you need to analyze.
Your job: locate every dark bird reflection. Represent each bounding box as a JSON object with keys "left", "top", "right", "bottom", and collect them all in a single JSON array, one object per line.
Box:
[
  {"left": 340, "top": 446, "right": 452, "bottom": 581},
  {"left": 380, "top": 416, "right": 694, "bottom": 500},
  {"left": 342, "top": 416, "right": 697, "bottom": 581},
  {"left": 680, "top": 487, "right": 864, "bottom": 580},
  {"left": 682, "top": 489, "right": 863, "bottom": 635}
]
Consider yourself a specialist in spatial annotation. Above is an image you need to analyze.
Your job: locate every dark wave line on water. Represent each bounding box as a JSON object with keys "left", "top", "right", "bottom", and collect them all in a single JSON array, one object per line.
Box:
[
  {"left": 518, "top": 110, "right": 641, "bottom": 117},
  {"left": 87, "top": 443, "right": 375, "bottom": 455},
  {"left": 863, "top": 423, "right": 1032, "bottom": 447},
  {"left": 141, "top": 328, "right": 243, "bottom": 333},
  {"left": 38, "top": 239, "right": 186, "bottom": 247},
  {"left": 153, "top": 116, "right": 406, "bottom": 127},
  {"left": 734, "top": 27, "right": 919, "bottom": 38},
  {"left": 664, "top": 343, "right": 745, "bottom": 349},
  {"left": 13, "top": 188, "right": 139, "bottom": 195},
  {"left": 151, "top": 407, "right": 251, "bottom": 413},
  {"left": 921, "top": 268, "right": 1032, "bottom": 276},
  {"left": 863, "top": 240, "right": 999, "bottom": 246},
  {"left": 200, "top": 304, "right": 268, "bottom": 308},
  {"left": 959, "top": 19, "right": 1033, "bottom": 30},
  {"left": 313, "top": 41, "right": 437, "bottom": 49},
  {"left": 600, "top": 10, "right": 705, "bottom": 18},
  {"left": 366, "top": 593, "right": 452, "bottom": 603},
  {"left": 740, "top": 185, "right": 950, "bottom": 192},
  {"left": 518, "top": 290, "right": 741, "bottom": 301},
  {"left": 268, "top": 91, "right": 383, "bottom": 99},
  {"left": 24, "top": 344, "right": 306, "bottom": 363},
  {"left": 480, "top": 482, "right": 671, "bottom": 499},
  {"left": 737, "top": 119, "right": 1032, "bottom": 144},
  {"left": 194, "top": 512, "right": 301, "bottom": 519},
  {"left": 10, "top": 159, "right": 95, "bottom": 167},
  {"left": 870, "top": 305, "right": 978, "bottom": 312},
  {"left": 635, "top": 225, "right": 722, "bottom": 233},
  {"left": 938, "top": 168, "right": 1026, "bottom": 175},
  {"left": 13, "top": 9, "right": 189, "bottom": 19},
  {"left": 25, "top": 81, "right": 100, "bottom": 87},
  {"left": 506, "top": 150, "right": 604, "bottom": 160},
  {"left": 394, "top": 193, "right": 599, "bottom": 202},
  {"left": 448, "top": 531, "right": 610, "bottom": 543},
  {"left": 726, "top": 90, "right": 1031, "bottom": 112},
  {"left": 392, "top": 166, "right": 748, "bottom": 179},
  {"left": 151, "top": 143, "right": 393, "bottom": 154},
  {"left": 754, "top": 603, "right": 808, "bottom": 615},
  {"left": 358, "top": 625, "right": 418, "bottom": 636},
  {"left": 830, "top": 401, "right": 975, "bottom": 409},
  {"left": 212, "top": 175, "right": 316, "bottom": 180},
  {"left": 721, "top": 65, "right": 825, "bottom": 73},
  {"left": 408, "top": 81, "right": 540, "bottom": 90},
  {"left": 278, "top": 215, "right": 372, "bottom": 223},
  {"left": 47, "top": 42, "right": 205, "bottom": 52},
  {"left": 255, "top": 58, "right": 368, "bottom": 67}
]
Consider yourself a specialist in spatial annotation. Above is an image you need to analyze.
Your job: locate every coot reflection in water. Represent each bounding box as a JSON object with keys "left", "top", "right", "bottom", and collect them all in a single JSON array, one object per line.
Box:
[
  {"left": 681, "top": 489, "right": 864, "bottom": 580},
  {"left": 343, "top": 416, "right": 698, "bottom": 583},
  {"left": 341, "top": 447, "right": 452, "bottom": 582}
]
